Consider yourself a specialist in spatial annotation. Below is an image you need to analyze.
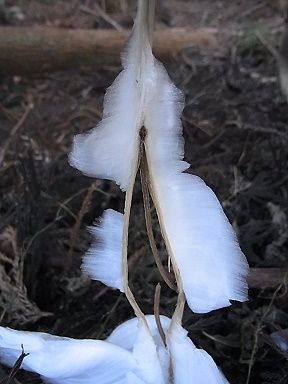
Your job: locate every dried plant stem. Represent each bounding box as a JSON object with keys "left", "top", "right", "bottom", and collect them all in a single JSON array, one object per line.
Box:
[
  {"left": 140, "top": 141, "right": 177, "bottom": 292},
  {"left": 67, "top": 181, "right": 98, "bottom": 270},
  {"left": 121, "top": 141, "right": 148, "bottom": 326},
  {"left": 246, "top": 272, "right": 288, "bottom": 384},
  {"left": 144, "top": 141, "right": 186, "bottom": 325},
  {"left": 0, "top": 101, "right": 33, "bottom": 166},
  {"left": 137, "top": 0, "right": 156, "bottom": 43},
  {"left": 80, "top": 4, "right": 123, "bottom": 31},
  {"left": 2, "top": 345, "right": 29, "bottom": 384},
  {"left": 154, "top": 283, "right": 167, "bottom": 347}
]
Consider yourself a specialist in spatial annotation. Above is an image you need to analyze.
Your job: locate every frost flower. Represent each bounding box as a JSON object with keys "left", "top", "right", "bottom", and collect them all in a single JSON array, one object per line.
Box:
[
  {"left": 70, "top": 0, "right": 248, "bottom": 313},
  {"left": 0, "top": 1, "right": 249, "bottom": 383},
  {"left": 0, "top": 316, "right": 228, "bottom": 384}
]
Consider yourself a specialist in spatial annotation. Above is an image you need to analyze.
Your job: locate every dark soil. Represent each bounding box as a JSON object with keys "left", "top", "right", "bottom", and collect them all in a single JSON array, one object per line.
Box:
[{"left": 0, "top": 1, "right": 287, "bottom": 384}]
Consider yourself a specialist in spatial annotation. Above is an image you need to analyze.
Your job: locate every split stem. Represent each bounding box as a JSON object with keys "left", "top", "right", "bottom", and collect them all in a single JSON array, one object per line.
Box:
[
  {"left": 121, "top": 143, "right": 147, "bottom": 326},
  {"left": 144, "top": 141, "right": 186, "bottom": 325},
  {"left": 140, "top": 140, "right": 178, "bottom": 292}
]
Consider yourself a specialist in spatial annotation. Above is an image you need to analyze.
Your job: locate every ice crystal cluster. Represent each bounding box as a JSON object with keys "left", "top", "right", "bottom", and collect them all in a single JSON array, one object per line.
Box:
[{"left": 0, "top": 1, "right": 248, "bottom": 383}]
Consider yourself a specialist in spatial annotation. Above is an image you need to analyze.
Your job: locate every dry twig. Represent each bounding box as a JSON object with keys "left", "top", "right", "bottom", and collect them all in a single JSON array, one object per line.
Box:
[
  {"left": 0, "top": 102, "right": 33, "bottom": 166},
  {"left": 246, "top": 271, "right": 288, "bottom": 384},
  {"left": 154, "top": 283, "right": 166, "bottom": 347},
  {"left": 80, "top": 4, "right": 123, "bottom": 31},
  {"left": 67, "top": 181, "right": 100, "bottom": 269},
  {"left": 1, "top": 345, "right": 29, "bottom": 384}
]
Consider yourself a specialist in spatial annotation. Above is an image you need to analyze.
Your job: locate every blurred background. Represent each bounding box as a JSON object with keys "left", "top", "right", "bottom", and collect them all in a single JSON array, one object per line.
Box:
[{"left": 0, "top": 1, "right": 288, "bottom": 383}]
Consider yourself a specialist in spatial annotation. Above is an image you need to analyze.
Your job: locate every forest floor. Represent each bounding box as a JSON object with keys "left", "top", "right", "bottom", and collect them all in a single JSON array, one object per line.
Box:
[{"left": 0, "top": 1, "right": 288, "bottom": 383}]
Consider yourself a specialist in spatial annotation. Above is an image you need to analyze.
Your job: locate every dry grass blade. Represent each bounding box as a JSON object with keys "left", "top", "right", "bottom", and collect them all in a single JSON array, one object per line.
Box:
[
  {"left": 0, "top": 101, "right": 33, "bottom": 166},
  {"left": 80, "top": 4, "right": 123, "bottom": 30},
  {"left": 1, "top": 345, "right": 29, "bottom": 384},
  {"left": 154, "top": 283, "right": 166, "bottom": 347},
  {"left": 246, "top": 271, "right": 288, "bottom": 384},
  {"left": 139, "top": 134, "right": 177, "bottom": 292},
  {"left": 67, "top": 181, "right": 100, "bottom": 270},
  {"left": 0, "top": 227, "right": 51, "bottom": 324}
]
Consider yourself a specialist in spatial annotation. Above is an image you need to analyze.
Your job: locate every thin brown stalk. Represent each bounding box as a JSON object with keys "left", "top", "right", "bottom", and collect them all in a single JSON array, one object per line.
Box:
[
  {"left": 0, "top": 101, "right": 33, "bottom": 166},
  {"left": 139, "top": 134, "right": 177, "bottom": 292},
  {"left": 1, "top": 345, "right": 29, "bottom": 384},
  {"left": 80, "top": 4, "right": 123, "bottom": 31},
  {"left": 67, "top": 181, "right": 99, "bottom": 270},
  {"left": 246, "top": 272, "right": 288, "bottom": 384},
  {"left": 121, "top": 127, "right": 147, "bottom": 325},
  {"left": 154, "top": 283, "right": 166, "bottom": 347},
  {"left": 144, "top": 137, "right": 185, "bottom": 325},
  {"left": 122, "top": 173, "right": 147, "bottom": 324}
]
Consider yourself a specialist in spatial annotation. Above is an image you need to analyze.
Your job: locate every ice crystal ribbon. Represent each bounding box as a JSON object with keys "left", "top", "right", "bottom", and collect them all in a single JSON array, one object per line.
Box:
[
  {"left": 0, "top": 2, "right": 249, "bottom": 383},
  {"left": 0, "top": 316, "right": 228, "bottom": 384},
  {"left": 70, "top": 0, "right": 248, "bottom": 314}
]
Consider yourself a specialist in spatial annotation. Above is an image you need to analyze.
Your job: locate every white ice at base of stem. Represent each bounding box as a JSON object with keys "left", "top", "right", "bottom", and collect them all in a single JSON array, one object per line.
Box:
[{"left": 0, "top": 315, "right": 229, "bottom": 384}]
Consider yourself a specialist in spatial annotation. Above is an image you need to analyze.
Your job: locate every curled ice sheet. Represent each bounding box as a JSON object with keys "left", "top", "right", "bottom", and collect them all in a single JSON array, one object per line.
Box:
[
  {"left": 107, "top": 315, "right": 171, "bottom": 351},
  {"left": 68, "top": 1, "right": 153, "bottom": 191},
  {"left": 0, "top": 315, "right": 230, "bottom": 384},
  {"left": 69, "top": 0, "right": 248, "bottom": 313},
  {"left": 144, "top": 58, "right": 248, "bottom": 313},
  {"left": 0, "top": 326, "right": 137, "bottom": 384},
  {"left": 0, "top": 316, "right": 167, "bottom": 384},
  {"left": 167, "top": 322, "right": 229, "bottom": 384},
  {"left": 82, "top": 209, "right": 124, "bottom": 291}
]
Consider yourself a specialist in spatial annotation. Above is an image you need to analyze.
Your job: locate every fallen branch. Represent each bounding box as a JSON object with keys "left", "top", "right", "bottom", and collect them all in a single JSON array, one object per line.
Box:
[{"left": 0, "top": 26, "right": 217, "bottom": 74}]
